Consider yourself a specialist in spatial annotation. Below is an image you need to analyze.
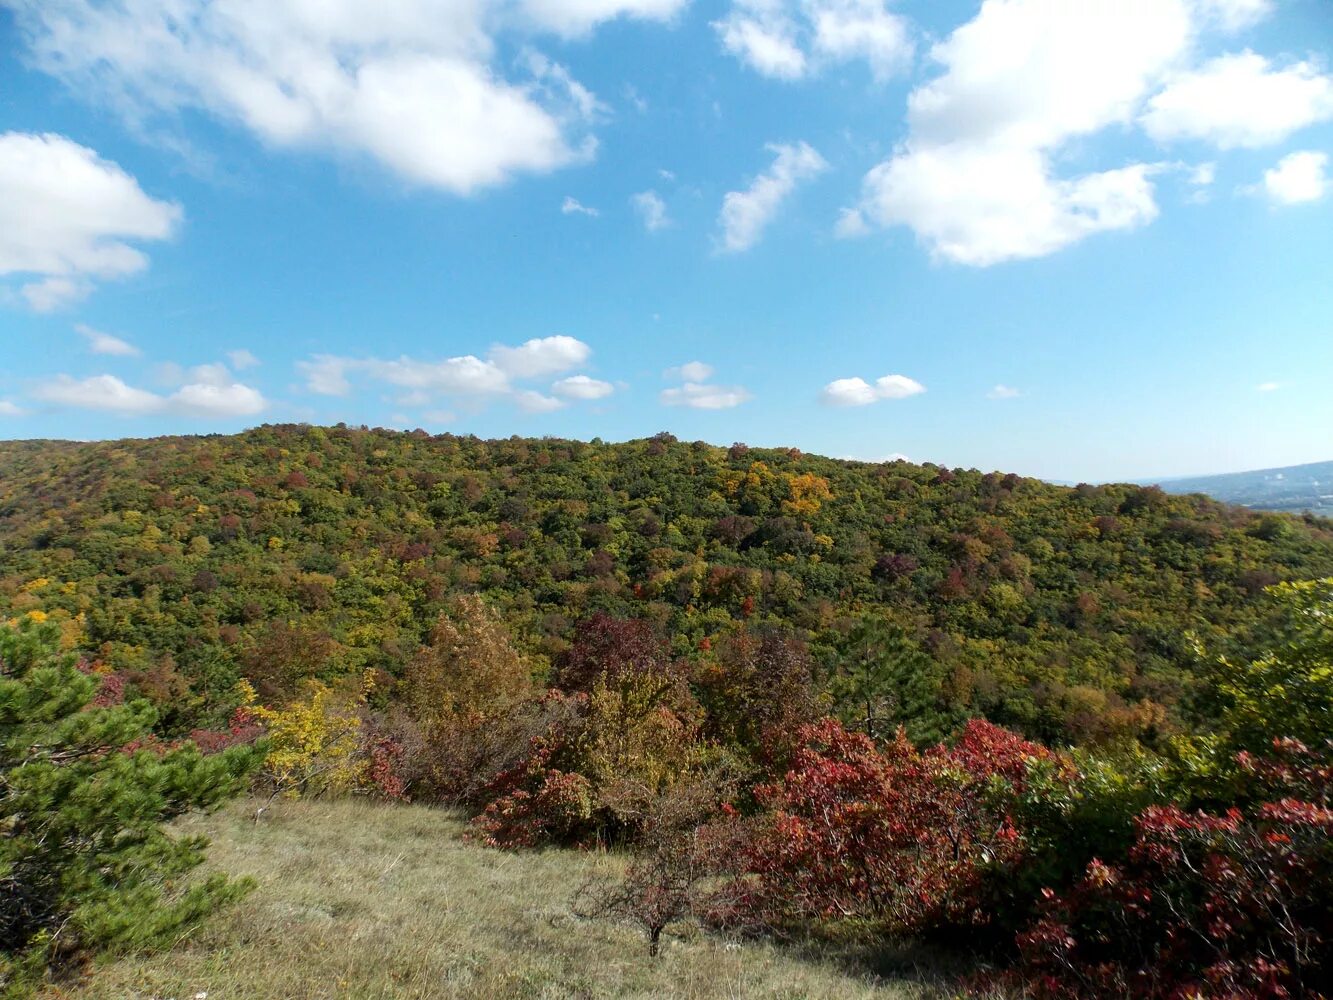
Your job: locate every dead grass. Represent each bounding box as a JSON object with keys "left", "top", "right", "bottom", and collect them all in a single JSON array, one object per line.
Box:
[{"left": 50, "top": 797, "right": 967, "bottom": 1000}]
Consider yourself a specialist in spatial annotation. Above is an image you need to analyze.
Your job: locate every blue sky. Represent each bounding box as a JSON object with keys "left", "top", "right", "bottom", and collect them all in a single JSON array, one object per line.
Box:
[{"left": 0, "top": 0, "right": 1330, "bottom": 483}]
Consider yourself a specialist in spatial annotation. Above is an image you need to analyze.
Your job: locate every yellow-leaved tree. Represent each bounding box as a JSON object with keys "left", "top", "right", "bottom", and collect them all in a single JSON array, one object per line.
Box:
[{"left": 251, "top": 677, "right": 367, "bottom": 800}]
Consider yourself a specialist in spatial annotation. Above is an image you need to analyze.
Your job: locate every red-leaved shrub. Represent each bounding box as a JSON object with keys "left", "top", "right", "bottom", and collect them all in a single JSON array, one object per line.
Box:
[
  {"left": 742, "top": 718, "right": 1051, "bottom": 934},
  {"left": 1015, "top": 740, "right": 1333, "bottom": 999}
]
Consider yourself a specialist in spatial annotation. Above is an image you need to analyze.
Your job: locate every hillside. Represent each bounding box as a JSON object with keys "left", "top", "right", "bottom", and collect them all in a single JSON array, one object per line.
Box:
[
  {"left": 3, "top": 424, "right": 1332, "bottom": 745},
  {"left": 1157, "top": 459, "right": 1333, "bottom": 514}
]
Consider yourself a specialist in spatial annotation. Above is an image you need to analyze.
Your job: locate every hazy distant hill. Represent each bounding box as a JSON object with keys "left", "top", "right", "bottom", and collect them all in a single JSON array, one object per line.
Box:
[{"left": 1158, "top": 460, "right": 1333, "bottom": 514}]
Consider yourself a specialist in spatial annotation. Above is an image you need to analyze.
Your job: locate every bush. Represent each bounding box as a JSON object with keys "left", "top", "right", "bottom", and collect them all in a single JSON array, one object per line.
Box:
[
  {"left": 741, "top": 718, "right": 1052, "bottom": 935},
  {"left": 1016, "top": 740, "right": 1333, "bottom": 998},
  {"left": 0, "top": 618, "right": 261, "bottom": 996}
]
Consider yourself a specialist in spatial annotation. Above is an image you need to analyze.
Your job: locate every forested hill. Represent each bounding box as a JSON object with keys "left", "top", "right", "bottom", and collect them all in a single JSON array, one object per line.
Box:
[{"left": 3, "top": 424, "right": 1332, "bottom": 746}]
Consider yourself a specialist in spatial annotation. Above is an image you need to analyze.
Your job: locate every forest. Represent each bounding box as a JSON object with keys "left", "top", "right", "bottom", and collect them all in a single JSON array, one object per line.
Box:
[{"left": 3, "top": 424, "right": 1332, "bottom": 997}]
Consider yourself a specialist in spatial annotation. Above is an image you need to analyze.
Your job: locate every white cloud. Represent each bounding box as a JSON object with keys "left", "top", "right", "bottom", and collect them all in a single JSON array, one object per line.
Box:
[
  {"left": 1262, "top": 150, "right": 1328, "bottom": 205},
  {"left": 490, "top": 335, "right": 591, "bottom": 378},
  {"left": 715, "top": 0, "right": 807, "bottom": 80},
  {"left": 561, "top": 196, "right": 599, "bottom": 216},
  {"left": 844, "top": 0, "right": 1196, "bottom": 265},
  {"left": 987, "top": 383, "right": 1023, "bottom": 399},
  {"left": 171, "top": 381, "right": 267, "bottom": 416},
  {"left": 807, "top": 0, "right": 914, "bottom": 80},
  {"left": 1197, "top": 0, "right": 1273, "bottom": 31},
  {"left": 299, "top": 335, "right": 595, "bottom": 416},
  {"left": 631, "top": 190, "right": 670, "bottom": 231},
  {"left": 552, "top": 374, "right": 614, "bottom": 399},
  {"left": 513, "top": 389, "right": 567, "bottom": 413},
  {"left": 1256, "top": 380, "right": 1281, "bottom": 392},
  {"left": 874, "top": 374, "right": 924, "bottom": 399},
  {"left": 521, "top": 0, "right": 689, "bottom": 37},
  {"left": 834, "top": 207, "right": 871, "bottom": 238},
  {"left": 32, "top": 367, "right": 266, "bottom": 418},
  {"left": 0, "top": 400, "right": 26, "bottom": 417},
  {"left": 820, "top": 376, "right": 877, "bottom": 406},
  {"left": 227, "top": 349, "right": 260, "bottom": 370},
  {"left": 0, "top": 132, "right": 180, "bottom": 310},
  {"left": 665, "top": 361, "right": 715, "bottom": 382},
  {"left": 33, "top": 374, "right": 165, "bottom": 415},
  {"left": 717, "top": 141, "right": 827, "bottom": 253},
  {"left": 1142, "top": 53, "right": 1333, "bottom": 150},
  {"left": 661, "top": 361, "right": 750, "bottom": 408},
  {"left": 714, "top": 0, "right": 912, "bottom": 81},
  {"left": 4, "top": 0, "right": 680, "bottom": 195},
  {"left": 821, "top": 372, "right": 924, "bottom": 405},
  {"left": 297, "top": 356, "right": 354, "bottom": 396},
  {"left": 660, "top": 382, "right": 753, "bottom": 409},
  {"left": 75, "top": 323, "right": 140, "bottom": 357},
  {"left": 1189, "top": 162, "right": 1216, "bottom": 187}
]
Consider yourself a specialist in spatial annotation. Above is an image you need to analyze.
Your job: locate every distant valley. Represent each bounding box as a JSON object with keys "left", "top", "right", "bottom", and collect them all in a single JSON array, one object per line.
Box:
[{"left": 1157, "top": 459, "right": 1333, "bottom": 514}]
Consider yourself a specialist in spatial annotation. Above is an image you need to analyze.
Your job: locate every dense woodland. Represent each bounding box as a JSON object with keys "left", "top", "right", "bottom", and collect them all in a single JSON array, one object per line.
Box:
[
  {"left": 4, "top": 425, "right": 1333, "bottom": 998},
  {"left": 1, "top": 423, "right": 1330, "bottom": 743}
]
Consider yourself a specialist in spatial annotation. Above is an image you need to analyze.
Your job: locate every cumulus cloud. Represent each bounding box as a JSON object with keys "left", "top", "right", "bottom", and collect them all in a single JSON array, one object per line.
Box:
[
  {"left": 660, "top": 382, "right": 753, "bottom": 409},
  {"left": 717, "top": 141, "right": 827, "bottom": 253},
  {"left": 76, "top": 323, "right": 140, "bottom": 357},
  {"left": 552, "top": 374, "right": 614, "bottom": 399},
  {"left": 491, "top": 335, "right": 592, "bottom": 378},
  {"left": 1262, "top": 150, "right": 1328, "bottom": 205},
  {"left": 665, "top": 361, "right": 714, "bottom": 382},
  {"left": 298, "top": 335, "right": 598, "bottom": 415},
  {"left": 561, "top": 196, "right": 599, "bottom": 216},
  {"left": 631, "top": 190, "right": 670, "bottom": 231},
  {"left": 820, "top": 377, "right": 877, "bottom": 406},
  {"left": 715, "top": 0, "right": 912, "bottom": 81},
  {"left": 0, "top": 132, "right": 180, "bottom": 310},
  {"left": 842, "top": 0, "right": 1199, "bottom": 265},
  {"left": 821, "top": 373, "right": 924, "bottom": 406},
  {"left": 661, "top": 361, "right": 751, "bottom": 409},
  {"left": 513, "top": 389, "right": 566, "bottom": 413},
  {"left": 31, "top": 369, "right": 265, "bottom": 417},
  {"left": 1142, "top": 53, "right": 1333, "bottom": 150},
  {"left": 987, "top": 384, "right": 1023, "bottom": 399},
  {"left": 3, "top": 0, "right": 682, "bottom": 194},
  {"left": 0, "top": 400, "right": 26, "bottom": 417},
  {"left": 32, "top": 375, "right": 162, "bottom": 415}
]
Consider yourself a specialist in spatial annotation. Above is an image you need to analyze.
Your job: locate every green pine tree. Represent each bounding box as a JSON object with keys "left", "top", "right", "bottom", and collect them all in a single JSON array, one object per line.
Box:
[
  {"left": 1, "top": 618, "right": 262, "bottom": 997},
  {"left": 829, "top": 616, "right": 959, "bottom": 745}
]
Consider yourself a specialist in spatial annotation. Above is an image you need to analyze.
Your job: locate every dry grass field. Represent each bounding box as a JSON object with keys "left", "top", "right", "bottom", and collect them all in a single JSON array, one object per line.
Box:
[{"left": 47, "top": 798, "right": 966, "bottom": 1000}]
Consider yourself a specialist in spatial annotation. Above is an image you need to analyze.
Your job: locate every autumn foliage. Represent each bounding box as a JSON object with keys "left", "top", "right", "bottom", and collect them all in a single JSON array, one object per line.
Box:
[
  {"left": 1016, "top": 739, "right": 1333, "bottom": 998},
  {"left": 740, "top": 718, "right": 1054, "bottom": 934}
]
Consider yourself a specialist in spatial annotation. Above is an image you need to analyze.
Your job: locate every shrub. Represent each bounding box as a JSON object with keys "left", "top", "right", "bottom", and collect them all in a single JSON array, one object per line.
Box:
[
  {"left": 1016, "top": 742, "right": 1333, "bottom": 998},
  {"left": 251, "top": 679, "right": 366, "bottom": 800},
  {"left": 742, "top": 718, "right": 1052, "bottom": 936},
  {"left": 0, "top": 618, "right": 260, "bottom": 996}
]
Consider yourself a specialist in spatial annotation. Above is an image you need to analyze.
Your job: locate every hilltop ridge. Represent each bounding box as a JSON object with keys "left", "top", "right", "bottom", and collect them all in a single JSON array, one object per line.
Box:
[{"left": 2, "top": 423, "right": 1331, "bottom": 745}]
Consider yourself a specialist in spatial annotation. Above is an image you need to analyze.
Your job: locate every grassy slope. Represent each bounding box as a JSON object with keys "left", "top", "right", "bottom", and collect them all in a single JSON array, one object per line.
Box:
[{"left": 55, "top": 799, "right": 950, "bottom": 1000}]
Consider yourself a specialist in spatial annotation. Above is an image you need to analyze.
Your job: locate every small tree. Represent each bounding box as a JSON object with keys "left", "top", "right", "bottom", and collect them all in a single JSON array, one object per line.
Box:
[
  {"left": 1, "top": 618, "right": 261, "bottom": 995},
  {"left": 575, "top": 766, "right": 745, "bottom": 956}
]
